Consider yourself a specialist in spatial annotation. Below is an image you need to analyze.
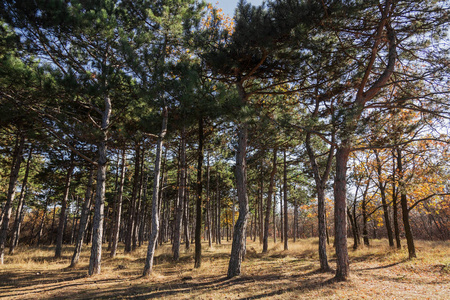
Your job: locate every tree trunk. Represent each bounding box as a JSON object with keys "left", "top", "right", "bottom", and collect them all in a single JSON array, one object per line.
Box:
[
  {"left": 10, "top": 146, "right": 32, "bottom": 254},
  {"left": 397, "top": 148, "right": 416, "bottom": 258},
  {"left": 263, "top": 148, "right": 277, "bottom": 253},
  {"left": 362, "top": 196, "right": 369, "bottom": 246},
  {"left": 173, "top": 126, "right": 186, "bottom": 261},
  {"left": 55, "top": 152, "right": 75, "bottom": 258},
  {"left": 305, "top": 132, "right": 332, "bottom": 271},
  {"left": 374, "top": 150, "right": 394, "bottom": 247},
  {"left": 227, "top": 118, "right": 249, "bottom": 278},
  {"left": 293, "top": 197, "right": 298, "bottom": 242},
  {"left": 283, "top": 151, "right": 288, "bottom": 250},
  {"left": 334, "top": 146, "right": 350, "bottom": 281},
  {"left": 70, "top": 166, "right": 94, "bottom": 267},
  {"left": 143, "top": 106, "right": 168, "bottom": 276},
  {"left": 125, "top": 143, "right": 140, "bottom": 253},
  {"left": 206, "top": 152, "right": 212, "bottom": 248},
  {"left": 110, "top": 148, "right": 126, "bottom": 258},
  {"left": 392, "top": 152, "right": 401, "bottom": 249},
  {"left": 88, "top": 93, "right": 111, "bottom": 276},
  {"left": 194, "top": 116, "right": 204, "bottom": 268},
  {"left": 0, "top": 131, "right": 25, "bottom": 264}
]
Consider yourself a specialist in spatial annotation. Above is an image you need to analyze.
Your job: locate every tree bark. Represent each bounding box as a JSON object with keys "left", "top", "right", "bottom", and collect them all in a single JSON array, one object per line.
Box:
[
  {"left": 263, "top": 148, "right": 277, "bottom": 253},
  {"left": 334, "top": 146, "right": 350, "bottom": 281},
  {"left": 110, "top": 148, "right": 126, "bottom": 258},
  {"left": 10, "top": 146, "right": 32, "bottom": 254},
  {"left": 283, "top": 151, "right": 288, "bottom": 251},
  {"left": 374, "top": 150, "right": 394, "bottom": 247},
  {"left": 397, "top": 148, "right": 416, "bottom": 258},
  {"left": 55, "top": 152, "right": 75, "bottom": 258},
  {"left": 173, "top": 126, "right": 186, "bottom": 260},
  {"left": 0, "top": 131, "right": 25, "bottom": 264},
  {"left": 305, "top": 132, "right": 332, "bottom": 271},
  {"left": 88, "top": 93, "right": 112, "bottom": 276},
  {"left": 227, "top": 119, "right": 249, "bottom": 278},
  {"left": 125, "top": 143, "right": 140, "bottom": 253},
  {"left": 194, "top": 116, "right": 204, "bottom": 268},
  {"left": 70, "top": 166, "right": 94, "bottom": 267},
  {"left": 143, "top": 107, "right": 168, "bottom": 276}
]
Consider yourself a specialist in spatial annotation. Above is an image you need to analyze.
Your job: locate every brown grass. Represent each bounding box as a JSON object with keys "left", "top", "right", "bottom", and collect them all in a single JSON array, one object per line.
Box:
[{"left": 1, "top": 239, "right": 449, "bottom": 299}]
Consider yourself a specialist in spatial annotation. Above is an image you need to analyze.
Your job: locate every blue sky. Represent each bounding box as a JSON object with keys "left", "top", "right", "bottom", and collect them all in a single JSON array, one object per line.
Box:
[{"left": 215, "top": 0, "right": 265, "bottom": 17}]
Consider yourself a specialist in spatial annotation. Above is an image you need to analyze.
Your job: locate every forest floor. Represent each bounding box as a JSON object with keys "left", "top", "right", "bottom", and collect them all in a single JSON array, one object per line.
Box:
[{"left": 1, "top": 238, "right": 449, "bottom": 299}]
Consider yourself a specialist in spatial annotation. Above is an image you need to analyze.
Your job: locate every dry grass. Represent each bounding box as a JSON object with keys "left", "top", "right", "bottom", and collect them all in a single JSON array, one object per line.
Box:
[{"left": 1, "top": 239, "right": 449, "bottom": 299}]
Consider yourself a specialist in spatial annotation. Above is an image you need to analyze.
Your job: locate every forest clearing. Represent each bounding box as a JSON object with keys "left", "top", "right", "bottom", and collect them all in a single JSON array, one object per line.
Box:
[
  {"left": 1, "top": 0, "right": 450, "bottom": 297},
  {"left": 1, "top": 239, "right": 449, "bottom": 299}
]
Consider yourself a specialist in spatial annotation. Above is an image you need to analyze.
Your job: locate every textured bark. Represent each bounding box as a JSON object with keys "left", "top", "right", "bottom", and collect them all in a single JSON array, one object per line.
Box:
[
  {"left": 10, "top": 146, "right": 32, "bottom": 254},
  {"left": 173, "top": 127, "right": 186, "bottom": 261},
  {"left": 88, "top": 93, "right": 111, "bottom": 276},
  {"left": 55, "top": 152, "right": 75, "bottom": 258},
  {"left": 110, "top": 148, "right": 126, "bottom": 258},
  {"left": 263, "top": 148, "right": 277, "bottom": 253},
  {"left": 227, "top": 120, "right": 249, "bottom": 278},
  {"left": 397, "top": 148, "right": 416, "bottom": 258},
  {"left": 194, "top": 117, "right": 204, "bottom": 268},
  {"left": 0, "top": 132, "right": 25, "bottom": 264},
  {"left": 143, "top": 107, "right": 168, "bottom": 276},
  {"left": 334, "top": 147, "right": 350, "bottom": 281},
  {"left": 70, "top": 167, "right": 94, "bottom": 267},
  {"left": 305, "top": 132, "right": 332, "bottom": 272}
]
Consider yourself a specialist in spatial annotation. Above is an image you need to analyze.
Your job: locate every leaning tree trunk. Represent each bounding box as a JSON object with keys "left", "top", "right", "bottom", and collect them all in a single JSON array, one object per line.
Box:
[
  {"left": 194, "top": 116, "right": 204, "bottom": 268},
  {"left": 55, "top": 152, "right": 75, "bottom": 258},
  {"left": 0, "top": 132, "right": 25, "bottom": 264},
  {"left": 88, "top": 93, "right": 111, "bottom": 276},
  {"left": 143, "top": 107, "right": 168, "bottom": 276},
  {"left": 70, "top": 166, "right": 94, "bottom": 267},
  {"left": 110, "top": 148, "right": 126, "bottom": 258},
  {"left": 10, "top": 146, "right": 32, "bottom": 255},
  {"left": 263, "top": 148, "right": 277, "bottom": 253},
  {"left": 173, "top": 126, "right": 186, "bottom": 261},
  {"left": 397, "top": 148, "right": 416, "bottom": 258},
  {"left": 227, "top": 120, "right": 249, "bottom": 278}
]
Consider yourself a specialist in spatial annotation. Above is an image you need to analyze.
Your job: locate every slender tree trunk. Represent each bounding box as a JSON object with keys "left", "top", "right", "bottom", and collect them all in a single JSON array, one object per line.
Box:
[
  {"left": 374, "top": 150, "right": 394, "bottom": 247},
  {"left": 263, "top": 148, "right": 277, "bottom": 253},
  {"left": 227, "top": 119, "right": 249, "bottom": 278},
  {"left": 194, "top": 117, "right": 204, "bottom": 268},
  {"left": 10, "top": 146, "right": 32, "bottom": 254},
  {"left": 125, "top": 143, "right": 140, "bottom": 253},
  {"left": 397, "top": 148, "right": 416, "bottom": 258},
  {"left": 143, "top": 107, "right": 168, "bottom": 276},
  {"left": 362, "top": 197, "right": 369, "bottom": 246},
  {"left": 36, "top": 197, "right": 49, "bottom": 247},
  {"left": 392, "top": 152, "right": 401, "bottom": 249},
  {"left": 283, "top": 151, "right": 288, "bottom": 250},
  {"left": 111, "top": 148, "right": 126, "bottom": 258},
  {"left": 216, "top": 173, "right": 221, "bottom": 245},
  {"left": 305, "top": 132, "right": 332, "bottom": 271},
  {"left": 0, "top": 131, "right": 25, "bottom": 264},
  {"left": 259, "top": 165, "right": 264, "bottom": 244},
  {"left": 293, "top": 197, "right": 298, "bottom": 242},
  {"left": 173, "top": 127, "right": 186, "bottom": 260},
  {"left": 70, "top": 167, "right": 94, "bottom": 267},
  {"left": 88, "top": 93, "right": 112, "bottom": 276},
  {"left": 206, "top": 152, "right": 212, "bottom": 248},
  {"left": 55, "top": 152, "right": 75, "bottom": 258},
  {"left": 334, "top": 146, "right": 350, "bottom": 281}
]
